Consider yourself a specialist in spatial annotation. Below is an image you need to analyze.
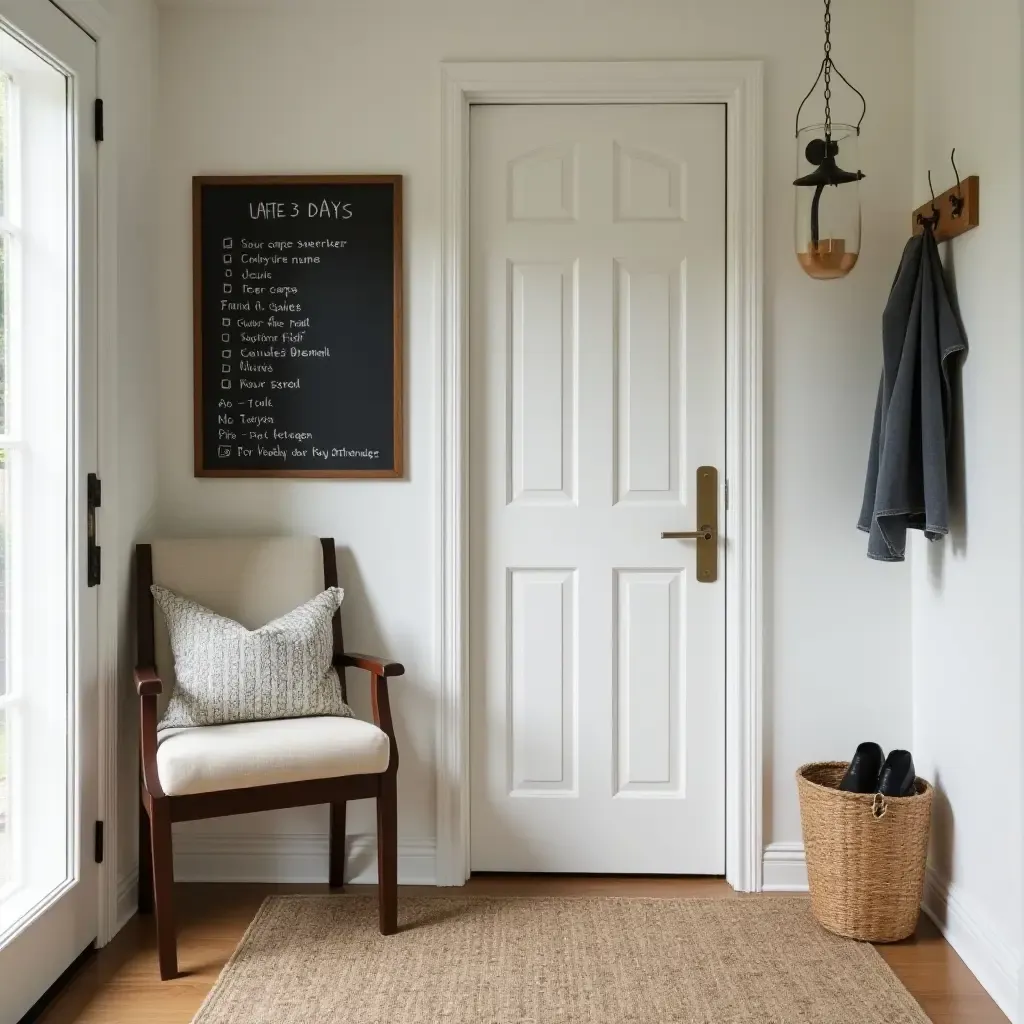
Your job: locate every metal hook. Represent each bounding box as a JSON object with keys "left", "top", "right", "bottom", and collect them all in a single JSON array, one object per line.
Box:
[
  {"left": 917, "top": 168, "right": 941, "bottom": 231},
  {"left": 950, "top": 149, "right": 963, "bottom": 193},
  {"left": 949, "top": 148, "right": 965, "bottom": 218}
]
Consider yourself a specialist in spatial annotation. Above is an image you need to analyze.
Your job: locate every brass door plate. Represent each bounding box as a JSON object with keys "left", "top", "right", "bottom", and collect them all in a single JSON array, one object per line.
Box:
[
  {"left": 660, "top": 466, "right": 718, "bottom": 583},
  {"left": 694, "top": 465, "right": 718, "bottom": 583}
]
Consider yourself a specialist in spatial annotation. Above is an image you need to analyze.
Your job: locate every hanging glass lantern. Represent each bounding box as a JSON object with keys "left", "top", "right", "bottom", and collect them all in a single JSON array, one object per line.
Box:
[{"left": 794, "top": 0, "right": 866, "bottom": 280}]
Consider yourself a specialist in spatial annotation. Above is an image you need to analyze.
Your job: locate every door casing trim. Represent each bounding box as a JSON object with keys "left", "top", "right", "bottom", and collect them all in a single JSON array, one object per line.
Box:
[
  {"left": 437, "top": 60, "right": 764, "bottom": 890},
  {"left": 50, "top": 0, "right": 122, "bottom": 945}
]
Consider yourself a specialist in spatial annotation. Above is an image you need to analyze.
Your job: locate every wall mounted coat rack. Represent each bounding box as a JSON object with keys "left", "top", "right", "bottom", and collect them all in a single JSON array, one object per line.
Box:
[{"left": 911, "top": 150, "right": 979, "bottom": 244}]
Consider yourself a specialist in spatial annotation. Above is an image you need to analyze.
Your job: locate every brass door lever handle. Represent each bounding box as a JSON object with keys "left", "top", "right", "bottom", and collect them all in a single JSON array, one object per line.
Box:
[{"left": 661, "top": 527, "right": 714, "bottom": 542}]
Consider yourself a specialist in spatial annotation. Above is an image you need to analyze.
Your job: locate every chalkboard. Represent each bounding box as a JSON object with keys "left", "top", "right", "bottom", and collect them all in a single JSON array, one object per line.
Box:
[{"left": 193, "top": 175, "right": 403, "bottom": 478}]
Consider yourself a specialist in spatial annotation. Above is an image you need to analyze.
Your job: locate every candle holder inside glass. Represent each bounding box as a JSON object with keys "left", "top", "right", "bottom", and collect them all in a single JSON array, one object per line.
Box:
[{"left": 794, "top": 123, "right": 863, "bottom": 281}]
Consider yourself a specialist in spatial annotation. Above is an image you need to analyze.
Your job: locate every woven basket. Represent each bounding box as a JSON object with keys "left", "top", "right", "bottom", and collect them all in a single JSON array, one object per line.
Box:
[{"left": 796, "top": 761, "right": 933, "bottom": 942}]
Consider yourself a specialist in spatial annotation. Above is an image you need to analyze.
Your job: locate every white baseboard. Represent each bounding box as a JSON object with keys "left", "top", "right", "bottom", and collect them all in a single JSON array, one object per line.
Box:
[
  {"left": 116, "top": 869, "right": 139, "bottom": 932},
  {"left": 761, "top": 842, "right": 808, "bottom": 892},
  {"left": 172, "top": 832, "right": 437, "bottom": 886},
  {"left": 922, "top": 868, "right": 1021, "bottom": 1024}
]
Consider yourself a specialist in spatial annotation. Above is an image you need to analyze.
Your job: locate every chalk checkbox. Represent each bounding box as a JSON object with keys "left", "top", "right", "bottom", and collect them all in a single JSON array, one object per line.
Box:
[
  {"left": 223, "top": 283, "right": 232, "bottom": 294},
  {"left": 222, "top": 318, "right": 231, "bottom": 327},
  {"left": 221, "top": 350, "right": 231, "bottom": 359},
  {"left": 223, "top": 254, "right": 232, "bottom": 264},
  {"left": 221, "top": 363, "right": 231, "bottom": 374},
  {"left": 217, "top": 446, "right": 231, "bottom": 458},
  {"left": 224, "top": 269, "right": 233, "bottom": 278},
  {"left": 222, "top": 237, "right": 233, "bottom": 249},
  {"left": 220, "top": 379, "right": 232, "bottom": 390},
  {"left": 221, "top": 333, "right": 230, "bottom": 343}
]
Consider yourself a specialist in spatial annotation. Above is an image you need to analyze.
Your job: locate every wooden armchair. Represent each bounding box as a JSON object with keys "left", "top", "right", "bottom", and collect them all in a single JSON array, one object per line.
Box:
[{"left": 135, "top": 537, "right": 403, "bottom": 980}]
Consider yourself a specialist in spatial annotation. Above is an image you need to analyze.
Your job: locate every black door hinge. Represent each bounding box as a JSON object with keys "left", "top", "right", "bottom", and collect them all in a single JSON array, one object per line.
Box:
[
  {"left": 94, "top": 98, "right": 104, "bottom": 143},
  {"left": 87, "top": 473, "right": 101, "bottom": 587},
  {"left": 94, "top": 821, "right": 104, "bottom": 864}
]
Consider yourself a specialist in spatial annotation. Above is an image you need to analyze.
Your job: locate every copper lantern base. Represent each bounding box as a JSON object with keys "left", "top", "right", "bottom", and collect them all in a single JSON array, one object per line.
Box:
[{"left": 797, "top": 238, "right": 858, "bottom": 280}]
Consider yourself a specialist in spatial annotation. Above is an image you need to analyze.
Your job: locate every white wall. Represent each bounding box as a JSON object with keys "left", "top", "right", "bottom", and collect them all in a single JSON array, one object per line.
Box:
[
  {"left": 154, "top": 0, "right": 914, "bottom": 876},
  {"left": 911, "top": 1, "right": 1024, "bottom": 1018}
]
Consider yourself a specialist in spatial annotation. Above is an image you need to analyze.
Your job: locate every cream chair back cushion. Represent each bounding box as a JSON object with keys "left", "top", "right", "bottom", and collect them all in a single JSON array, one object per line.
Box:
[{"left": 150, "top": 537, "right": 329, "bottom": 718}]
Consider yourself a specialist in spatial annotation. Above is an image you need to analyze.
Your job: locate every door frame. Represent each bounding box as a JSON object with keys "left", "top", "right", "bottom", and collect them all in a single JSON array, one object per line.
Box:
[
  {"left": 437, "top": 61, "right": 764, "bottom": 891},
  {"left": 51, "top": 0, "right": 122, "bottom": 944}
]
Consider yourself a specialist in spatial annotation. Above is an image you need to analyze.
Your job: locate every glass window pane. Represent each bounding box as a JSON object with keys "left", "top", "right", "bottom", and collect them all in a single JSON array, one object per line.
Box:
[
  {"left": 0, "top": 454, "right": 6, "bottom": 700},
  {"left": 0, "top": 232, "right": 7, "bottom": 435},
  {"left": 0, "top": 72, "right": 7, "bottom": 220},
  {"left": 0, "top": 24, "right": 71, "bottom": 940},
  {"left": 0, "top": 707, "right": 7, "bottom": 892}
]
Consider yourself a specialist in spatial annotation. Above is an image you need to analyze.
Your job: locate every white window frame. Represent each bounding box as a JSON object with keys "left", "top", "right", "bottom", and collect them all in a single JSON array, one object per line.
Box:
[
  {"left": 0, "top": 25, "right": 81, "bottom": 940},
  {"left": 0, "top": 67, "right": 21, "bottom": 908},
  {"left": 54, "top": 0, "right": 121, "bottom": 946}
]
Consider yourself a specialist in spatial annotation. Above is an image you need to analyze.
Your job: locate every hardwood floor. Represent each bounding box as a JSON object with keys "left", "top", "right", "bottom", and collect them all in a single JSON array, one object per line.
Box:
[{"left": 36, "top": 878, "right": 1007, "bottom": 1024}]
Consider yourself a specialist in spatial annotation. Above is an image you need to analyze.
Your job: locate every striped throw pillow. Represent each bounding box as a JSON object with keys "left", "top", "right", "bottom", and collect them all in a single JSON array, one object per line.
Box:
[{"left": 151, "top": 585, "right": 353, "bottom": 730}]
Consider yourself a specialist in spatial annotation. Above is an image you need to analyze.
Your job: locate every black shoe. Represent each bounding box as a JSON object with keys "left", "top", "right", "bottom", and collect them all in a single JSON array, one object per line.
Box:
[
  {"left": 839, "top": 742, "right": 884, "bottom": 793},
  {"left": 877, "top": 749, "right": 916, "bottom": 796}
]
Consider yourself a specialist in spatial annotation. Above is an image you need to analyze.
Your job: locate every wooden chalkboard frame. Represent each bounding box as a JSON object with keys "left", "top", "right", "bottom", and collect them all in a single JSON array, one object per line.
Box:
[{"left": 192, "top": 174, "right": 404, "bottom": 479}]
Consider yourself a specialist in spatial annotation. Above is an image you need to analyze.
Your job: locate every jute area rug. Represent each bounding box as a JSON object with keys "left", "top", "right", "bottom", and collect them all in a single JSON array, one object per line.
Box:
[{"left": 192, "top": 895, "right": 930, "bottom": 1023}]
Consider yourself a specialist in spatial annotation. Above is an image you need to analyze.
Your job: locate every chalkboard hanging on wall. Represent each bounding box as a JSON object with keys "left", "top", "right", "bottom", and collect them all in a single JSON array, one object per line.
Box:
[{"left": 193, "top": 175, "right": 403, "bottom": 478}]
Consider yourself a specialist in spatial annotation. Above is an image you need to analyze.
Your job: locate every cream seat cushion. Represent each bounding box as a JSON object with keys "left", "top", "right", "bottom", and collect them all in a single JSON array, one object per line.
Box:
[{"left": 156, "top": 716, "right": 390, "bottom": 796}]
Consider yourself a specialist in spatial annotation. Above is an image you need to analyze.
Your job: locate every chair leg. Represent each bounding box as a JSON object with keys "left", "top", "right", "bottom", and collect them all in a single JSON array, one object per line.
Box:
[
  {"left": 329, "top": 801, "right": 347, "bottom": 889},
  {"left": 376, "top": 774, "right": 398, "bottom": 935},
  {"left": 138, "top": 796, "right": 154, "bottom": 914},
  {"left": 149, "top": 798, "right": 179, "bottom": 980}
]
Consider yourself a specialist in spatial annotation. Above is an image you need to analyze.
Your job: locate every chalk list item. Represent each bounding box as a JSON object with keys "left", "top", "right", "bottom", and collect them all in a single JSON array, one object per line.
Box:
[{"left": 193, "top": 175, "right": 403, "bottom": 477}]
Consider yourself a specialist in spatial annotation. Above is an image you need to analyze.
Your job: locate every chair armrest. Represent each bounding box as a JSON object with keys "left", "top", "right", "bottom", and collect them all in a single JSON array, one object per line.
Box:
[
  {"left": 136, "top": 669, "right": 166, "bottom": 799},
  {"left": 369, "top": 674, "right": 399, "bottom": 774},
  {"left": 134, "top": 666, "right": 163, "bottom": 696},
  {"left": 341, "top": 653, "right": 405, "bottom": 677}
]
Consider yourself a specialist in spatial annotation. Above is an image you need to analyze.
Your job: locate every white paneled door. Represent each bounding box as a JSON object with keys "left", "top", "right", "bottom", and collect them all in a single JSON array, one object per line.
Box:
[{"left": 469, "top": 104, "right": 726, "bottom": 874}]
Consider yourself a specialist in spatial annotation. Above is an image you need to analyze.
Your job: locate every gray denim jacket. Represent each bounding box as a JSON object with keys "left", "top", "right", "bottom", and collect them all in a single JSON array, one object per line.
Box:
[{"left": 858, "top": 227, "right": 968, "bottom": 561}]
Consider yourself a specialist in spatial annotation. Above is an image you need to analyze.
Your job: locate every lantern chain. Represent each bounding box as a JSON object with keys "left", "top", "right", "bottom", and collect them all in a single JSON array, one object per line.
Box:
[
  {"left": 793, "top": 0, "right": 866, "bottom": 139},
  {"left": 823, "top": 0, "right": 832, "bottom": 138}
]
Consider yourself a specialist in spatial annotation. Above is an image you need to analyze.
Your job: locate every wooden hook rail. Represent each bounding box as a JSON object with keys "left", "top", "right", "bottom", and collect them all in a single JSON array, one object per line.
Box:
[{"left": 912, "top": 174, "right": 979, "bottom": 244}]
